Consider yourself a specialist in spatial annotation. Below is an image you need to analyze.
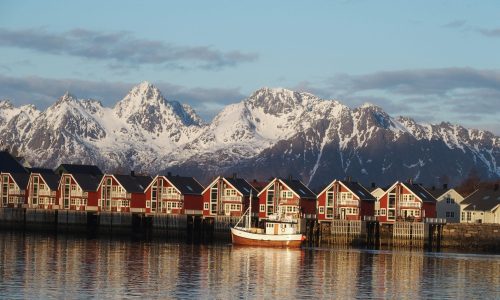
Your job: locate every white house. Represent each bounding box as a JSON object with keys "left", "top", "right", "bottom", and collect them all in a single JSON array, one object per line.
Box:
[
  {"left": 460, "top": 186, "right": 500, "bottom": 224},
  {"left": 435, "top": 188, "right": 465, "bottom": 223}
]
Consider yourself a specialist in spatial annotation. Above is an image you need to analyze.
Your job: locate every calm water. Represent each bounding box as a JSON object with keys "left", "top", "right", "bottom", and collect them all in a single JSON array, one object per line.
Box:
[{"left": 0, "top": 232, "right": 499, "bottom": 299}]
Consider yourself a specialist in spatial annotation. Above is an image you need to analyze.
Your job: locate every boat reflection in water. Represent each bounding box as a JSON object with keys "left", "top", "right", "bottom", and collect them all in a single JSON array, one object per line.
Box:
[{"left": 0, "top": 232, "right": 499, "bottom": 299}]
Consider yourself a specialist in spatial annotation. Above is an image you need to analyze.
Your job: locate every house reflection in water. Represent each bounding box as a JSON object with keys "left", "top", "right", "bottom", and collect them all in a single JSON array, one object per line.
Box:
[{"left": 0, "top": 233, "right": 499, "bottom": 299}]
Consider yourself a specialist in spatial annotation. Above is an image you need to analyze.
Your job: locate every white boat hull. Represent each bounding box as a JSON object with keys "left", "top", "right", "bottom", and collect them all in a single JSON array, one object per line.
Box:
[{"left": 231, "top": 227, "right": 305, "bottom": 247}]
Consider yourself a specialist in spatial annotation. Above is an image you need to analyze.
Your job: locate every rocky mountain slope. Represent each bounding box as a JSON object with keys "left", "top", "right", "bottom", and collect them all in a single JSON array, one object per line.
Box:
[{"left": 1, "top": 82, "right": 498, "bottom": 188}]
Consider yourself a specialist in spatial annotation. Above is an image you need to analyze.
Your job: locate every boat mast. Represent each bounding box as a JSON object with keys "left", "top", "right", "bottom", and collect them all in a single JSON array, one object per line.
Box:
[{"left": 247, "top": 190, "right": 252, "bottom": 229}]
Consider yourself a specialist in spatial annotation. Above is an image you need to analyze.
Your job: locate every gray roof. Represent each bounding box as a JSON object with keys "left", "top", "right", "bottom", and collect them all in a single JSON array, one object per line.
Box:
[
  {"left": 225, "top": 177, "right": 259, "bottom": 197},
  {"left": 341, "top": 181, "right": 376, "bottom": 201},
  {"left": 72, "top": 173, "right": 103, "bottom": 191},
  {"left": 28, "top": 168, "right": 60, "bottom": 191},
  {"left": 10, "top": 173, "right": 29, "bottom": 190},
  {"left": 166, "top": 175, "right": 203, "bottom": 195},
  {"left": 114, "top": 175, "right": 152, "bottom": 193},
  {"left": 463, "top": 189, "right": 500, "bottom": 212},
  {"left": 56, "top": 164, "right": 103, "bottom": 176},
  {"left": 405, "top": 183, "right": 437, "bottom": 203},
  {"left": 0, "top": 151, "right": 28, "bottom": 173},
  {"left": 281, "top": 179, "right": 316, "bottom": 199}
]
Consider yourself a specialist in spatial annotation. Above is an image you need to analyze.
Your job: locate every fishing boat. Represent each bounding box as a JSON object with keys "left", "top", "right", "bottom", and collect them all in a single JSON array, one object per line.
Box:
[{"left": 230, "top": 191, "right": 305, "bottom": 247}]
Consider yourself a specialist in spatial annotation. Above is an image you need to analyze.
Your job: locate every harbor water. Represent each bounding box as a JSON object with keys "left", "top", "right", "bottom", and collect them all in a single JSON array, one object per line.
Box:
[{"left": 0, "top": 231, "right": 498, "bottom": 299}]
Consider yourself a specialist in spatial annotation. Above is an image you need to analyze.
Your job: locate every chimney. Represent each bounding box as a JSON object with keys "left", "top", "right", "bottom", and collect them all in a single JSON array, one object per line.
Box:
[
  {"left": 443, "top": 183, "right": 448, "bottom": 190},
  {"left": 495, "top": 183, "right": 499, "bottom": 191},
  {"left": 232, "top": 173, "right": 237, "bottom": 179},
  {"left": 130, "top": 170, "right": 135, "bottom": 177},
  {"left": 167, "top": 172, "right": 172, "bottom": 177},
  {"left": 371, "top": 182, "right": 376, "bottom": 188}
]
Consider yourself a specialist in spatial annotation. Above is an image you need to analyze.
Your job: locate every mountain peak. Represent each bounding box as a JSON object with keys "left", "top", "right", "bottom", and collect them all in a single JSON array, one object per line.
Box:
[
  {"left": 246, "top": 87, "right": 317, "bottom": 115},
  {"left": 57, "top": 92, "right": 77, "bottom": 104},
  {"left": 0, "top": 99, "right": 14, "bottom": 109}
]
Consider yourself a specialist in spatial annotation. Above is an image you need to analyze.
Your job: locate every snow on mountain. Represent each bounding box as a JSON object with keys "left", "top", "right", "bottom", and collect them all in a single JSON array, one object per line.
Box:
[{"left": 0, "top": 84, "right": 498, "bottom": 187}]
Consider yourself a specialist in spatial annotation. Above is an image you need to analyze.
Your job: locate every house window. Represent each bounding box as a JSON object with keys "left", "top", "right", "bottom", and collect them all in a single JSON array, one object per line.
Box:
[
  {"left": 326, "top": 207, "right": 334, "bottom": 218},
  {"left": 225, "top": 189, "right": 237, "bottom": 196},
  {"left": 259, "top": 204, "right": 265, "bottom": 212},
  {"left": 319, "top": 206, "right": 324, "bottom": 214},
  {"left": 326, "top": 192, "right": 334, "bottom": 207},
  {"left": 146, "top": 201, "right": 151, "bottom": 208},
  {"left": 281, "top": 191, "right": 293, "bottom": 199},
  {"left": 402, "top": 194, "right": 415, "bottom": 202},
  {"left": 380, "top": 208, "right": 386, "bottom": 216},
  {"left": 204, "top": 202, "right": 209, "bottom": 210},
  {"left": 415, "top": 210, "right": 420, "bottom": 217},
  {"left": 341, "top": 192, "right": 353, "bottom": 201}
]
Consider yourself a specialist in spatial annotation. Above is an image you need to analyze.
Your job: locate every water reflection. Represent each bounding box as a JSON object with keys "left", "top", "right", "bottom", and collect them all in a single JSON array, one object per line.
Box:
[{"left": 0, "top": 232, "right": 499, "bottom": 299}]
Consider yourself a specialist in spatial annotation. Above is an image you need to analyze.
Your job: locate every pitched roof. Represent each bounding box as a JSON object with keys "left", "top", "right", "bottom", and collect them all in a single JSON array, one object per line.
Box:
[
  {"left": 31, "top": 170, "right": 61, "bottom": 191},
  {"left": 281, "top": 179, "right": 316, "bottom": 199},
  {"left": 166, "top": 175, "right": 203, "bottom": 195},
  {"left": 72, "top": 173, "right": 103, "bottom": 191},
  {"left": 404, "top": 183, "right": 437, "bottom": 203},
  {"left": 0, "top": 151, "right": 28, "bottom": 173},
  {"left": 225, "top": 177, "right": 259, "bottom": 197},
  {"left": 10, "top": 173, "right": 29, "bottom": 189},
  {"left": 463, "top": 188, "right": 500, "bottom": 212},
  {"left": 56, "top": 164, "right": 103, "bottom": 176},
  {"left": 249, "top": 180, "right": 269, "bottom": 192},
  {"left": 114, "top": 175, "right": 152, "bottom": 193},
  {"left": 340, "top": 181, "right": 376, "bottom": 201}
]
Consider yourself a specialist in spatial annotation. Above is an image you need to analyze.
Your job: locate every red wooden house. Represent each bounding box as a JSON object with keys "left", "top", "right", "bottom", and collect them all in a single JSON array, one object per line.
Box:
[
  {"left": 144, "top": 174, "right": 204, "bottom": 215},
  {"left": 0, "top": 172, "right": 29, "bottom": 208},
  {"left": 317, "top": 180, "right": 376, "bottom": 222},
  {"left": 56, "top": 164, "right": 103, "bottom": 211},
  {"left": 202, "top": 176, "right": 258, "bottom": 217},
  {"left": 377, "top": 181, "right": 437, "bottom": 222},
  {"left": 0, "top": 151, "right": 29, "bottom": 208},
  {"left": 257, "top": 178, "right": 317, "bottom": 221},
  {"left": 26, "top": 168, "right": 60, "bottom": 209},
  {"left": 97, "top": 174, "right": 152, "bottom": 213}
]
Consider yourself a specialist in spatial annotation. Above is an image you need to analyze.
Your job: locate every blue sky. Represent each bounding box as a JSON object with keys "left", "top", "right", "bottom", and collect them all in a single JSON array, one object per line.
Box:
[{"left": 0, "top": 0, "right": 499, "bottom": 133}]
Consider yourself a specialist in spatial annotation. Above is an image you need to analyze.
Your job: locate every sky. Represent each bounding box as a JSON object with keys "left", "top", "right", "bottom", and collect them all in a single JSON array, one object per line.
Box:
[{"left": 0, "top": 0, "right": 499, "bottom": 134}]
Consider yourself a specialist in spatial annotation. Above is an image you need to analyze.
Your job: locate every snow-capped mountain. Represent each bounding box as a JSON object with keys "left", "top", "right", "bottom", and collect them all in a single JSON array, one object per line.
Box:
[{"left": 0, "top": 83, "right": 498, "bottom": 188}]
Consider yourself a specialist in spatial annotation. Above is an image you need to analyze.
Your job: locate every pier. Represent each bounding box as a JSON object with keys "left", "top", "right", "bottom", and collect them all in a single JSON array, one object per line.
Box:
[{"left": 1, "top": 207, "right": 497, "bottom": 251}]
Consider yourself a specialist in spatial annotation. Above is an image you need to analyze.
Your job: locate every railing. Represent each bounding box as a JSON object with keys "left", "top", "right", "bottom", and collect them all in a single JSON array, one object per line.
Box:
[
  {"left": 110, "top": 192, "right": 126, "bottom": 198},
  {"left": 221, "top": 195, "right": 242, "bottom": 202},
  {"left": 70, "top": 191, "right": 88, "bottom": 198},
  {"left": 8, "top": 189, "right": 24, "bottom": 195},
  {"left": 38, "top": 190, "right": 56, "bottom": 196},
  {"left": 425, "top": 218, "right": 447, "bottom": 224},
  {"left": 399, "top": 202, "right": 421, "bottom": 208},
  {"left": 338, "top": 199, "right": 359, "bottom": 206},
  {"left": 161, "top": 193, "right": 183, "bottom": 200},
  {"left": 278, "top": 198, "right": 298, "bottom": 205}
]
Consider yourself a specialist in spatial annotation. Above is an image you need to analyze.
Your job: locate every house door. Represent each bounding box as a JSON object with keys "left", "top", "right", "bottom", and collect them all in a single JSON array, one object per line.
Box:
[
  {"left": 274, "top": 224, "right": 279, "bottom": 235},
  {"left": 340, "top": 208, "right": 346, "bottom": 220}
]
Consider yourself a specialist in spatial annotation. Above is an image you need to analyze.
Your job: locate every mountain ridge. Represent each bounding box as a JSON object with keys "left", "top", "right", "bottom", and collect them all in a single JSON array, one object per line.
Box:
[{"left": 0, "top": 82, "right": 498, "bottom": 188}]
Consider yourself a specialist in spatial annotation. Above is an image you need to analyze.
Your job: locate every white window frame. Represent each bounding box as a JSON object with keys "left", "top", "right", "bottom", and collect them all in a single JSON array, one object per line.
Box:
[
  {"left": 259, "top": 204, "right": 265, "bottom": 212},
  {"left": 204, "top": 202, "right": 209, "bottom": 210},
  {"left": 319, "top": 206, "right": 324, "bottom": 214}
]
